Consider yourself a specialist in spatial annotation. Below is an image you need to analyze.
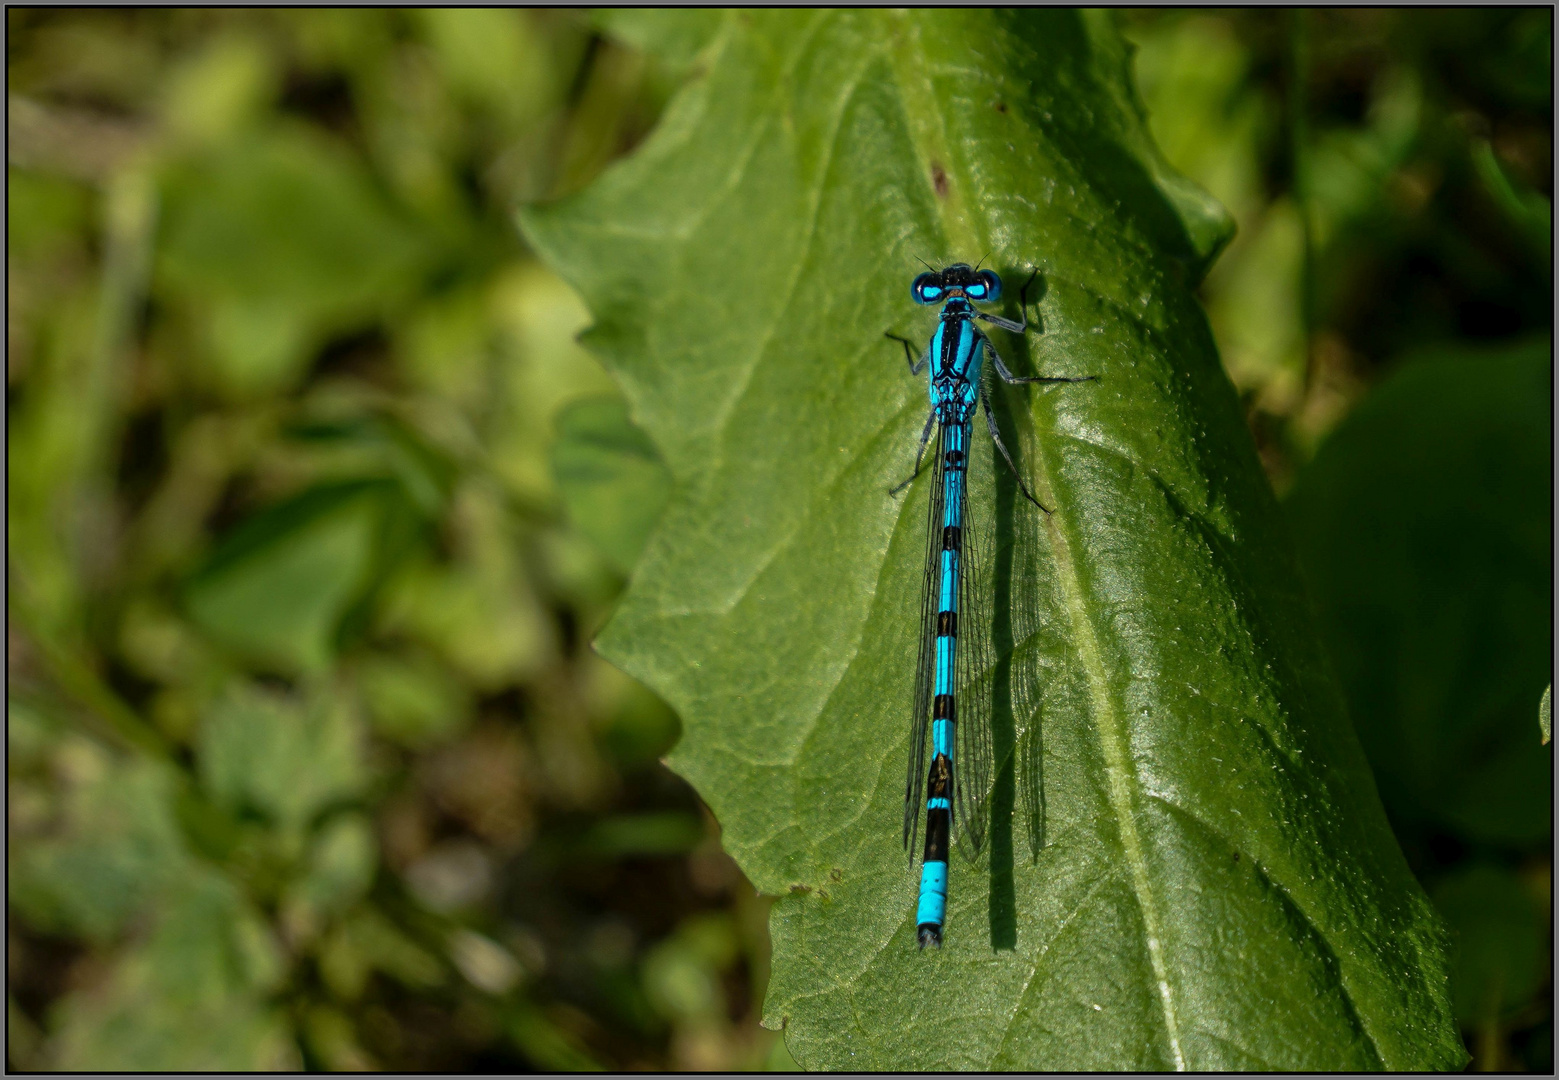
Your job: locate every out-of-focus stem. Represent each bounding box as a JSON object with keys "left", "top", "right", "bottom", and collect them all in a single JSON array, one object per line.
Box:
[
  {"left": 1287, "top": 9, "right": 1316, "bottom": 399},
  {"left": 8, "top": 574, "right": 175, "bottom": 762}
]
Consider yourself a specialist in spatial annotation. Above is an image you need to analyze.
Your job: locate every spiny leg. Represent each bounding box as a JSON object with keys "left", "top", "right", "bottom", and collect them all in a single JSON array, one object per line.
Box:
[
  {"left": 980, "top": 383, "right": 1050, "bottom": 514},
  {"left": 885, "top": 331, "right": 929, "bottom": 376},
  {"left": 984, "top": 333, "right": 1097, "bottom": 387},
  {"left": 890, "top": 411, "right": 937, "bottom": 497},
  {"left": 975, "top": 266, "right": 1041, "bottom": 334}
]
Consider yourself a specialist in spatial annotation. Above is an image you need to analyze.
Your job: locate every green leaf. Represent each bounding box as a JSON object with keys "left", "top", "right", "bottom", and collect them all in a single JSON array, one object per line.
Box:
[
  {"left": 521, "top": 9, "right": 1461, "bottom": 1070},
  {"left": 8, "top": 750, "right": 189, "bottom": 943},
  {"left": 552, "top": 394, "right": 672, "bottom": 575},
  {"left": 374, "top": 484, "right": 554, "bottom": 690},
  {"left": 287, "top": 812, "right": 378, "bottom": 916},
  {"left": 1288, "top": 339, "right": 1552, "bottom": 848},
  {"left": 197, "top": 682, "right": 365, "bottom": 834},
  {"left": 580, "top": 811, "right": 704, "bottom": 858},
  {"left": 356, "top": 648, "right": 471, "bottom": 747},
  {"left": 157, "top": 125, "right": 429, "bottom": 397},
  {"left": 317, "top": 907, "right": 445, "bottom": 1000},
  {"left": 1432, "top": 864, "right": 1547, "bottom": 1026},
  {"left": 48, "top": 873, "right": 294, "bottom": 1071},
  {"left": 1540, "top": 684, "right": 1551, "bottom": 746},
  {"left": 184, "top": 480, "right": 401, "bottom": 674}
]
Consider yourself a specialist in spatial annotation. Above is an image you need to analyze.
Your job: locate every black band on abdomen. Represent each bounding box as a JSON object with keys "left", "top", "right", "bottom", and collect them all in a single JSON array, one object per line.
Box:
[{"left": 923, "top": 805, "right": 951, "bottom": 863}]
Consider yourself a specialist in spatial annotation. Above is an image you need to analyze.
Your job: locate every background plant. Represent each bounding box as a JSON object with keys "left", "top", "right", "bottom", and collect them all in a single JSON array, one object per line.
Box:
[{"left": 6, "top": 8, "right": 1549, "bottom": 1072}]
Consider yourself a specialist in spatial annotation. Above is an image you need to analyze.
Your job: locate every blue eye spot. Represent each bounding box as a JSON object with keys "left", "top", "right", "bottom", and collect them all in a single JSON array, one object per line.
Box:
[{"left": 965, "top": 283, "right": 986, "bottom": 299}]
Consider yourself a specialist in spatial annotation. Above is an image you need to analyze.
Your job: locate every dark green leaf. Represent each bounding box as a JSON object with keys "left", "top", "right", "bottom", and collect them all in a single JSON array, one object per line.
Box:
[
  {"left": 521, "top": 9, "right": 1462, "bottom": 1070},
  {"left": 581, "top": 811, "right": 704, "bottom": 858},
  {"left": 1432, "top": 864, "right": 1547, "bottom": 1025},
  {"left": 1288, "top": 339, "right": 1552, "bottom": 848}
]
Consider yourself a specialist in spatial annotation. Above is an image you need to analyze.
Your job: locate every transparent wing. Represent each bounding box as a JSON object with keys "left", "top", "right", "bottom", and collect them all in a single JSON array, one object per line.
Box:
[
  {"left": 1009, "top": 480, "right": 1048, "bottom": 860},
  {"left": 975, "top": 368, "right": 1050, "bottom": 861},
  {"left": 983, "top": 369, "right": 1049, "bottom": 861},
  {"left": 954, "top": 418, "right": 997, "bottom": 857},
  {"left": 903, "top": 416, "right": 947, "bottom": 859}
]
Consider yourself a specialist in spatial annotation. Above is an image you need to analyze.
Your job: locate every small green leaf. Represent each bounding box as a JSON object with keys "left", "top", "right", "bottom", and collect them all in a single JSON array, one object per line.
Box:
[
  {"left": 197, "top": 682, "right": 364, "bottom": 834},
  {"left": 288, "top": 812, "right": 378, "bottom": 916},
  {"left": 356, "top": 649, "right": 471, "bottom": 747},
  {"left": 523, "top": 9, "right": 1462, "bottom": 1070},
  {"left": 157, "top": 126, "right": 428, "bottom": 397},
  {"left": 1540, "top": 684, "right": 1551, "bottom": 746},
  {"left": 489, "top": 263, "right": 620, "bottom": 507},
  {"left": 184, "top": 481, "right": 397, "bottom": 674},
  {"left": 1288, "top": 339, "right": 1552, "bottom": 847},
  {"left": 552, "top": 394, "right": 672, "bottom": 575},
  {"left": 374, "top": 485, "right": 554, "bottom": 690}
]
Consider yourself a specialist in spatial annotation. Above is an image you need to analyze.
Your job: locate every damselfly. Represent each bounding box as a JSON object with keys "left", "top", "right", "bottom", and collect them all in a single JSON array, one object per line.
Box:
[{"left": 886, "top": 262, "right": 1093, "bottom": 949}]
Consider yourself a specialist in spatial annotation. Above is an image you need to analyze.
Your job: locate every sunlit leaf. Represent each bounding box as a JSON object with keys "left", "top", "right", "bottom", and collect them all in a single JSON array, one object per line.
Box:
[{"left": 523, "top": 9, "right": 1462, "bottom": 1069}]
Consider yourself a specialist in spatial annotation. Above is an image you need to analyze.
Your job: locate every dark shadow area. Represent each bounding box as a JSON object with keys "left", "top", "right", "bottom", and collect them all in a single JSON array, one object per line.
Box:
[{"left": 986, "top": 438, "right": 1019, "bottom": 952}]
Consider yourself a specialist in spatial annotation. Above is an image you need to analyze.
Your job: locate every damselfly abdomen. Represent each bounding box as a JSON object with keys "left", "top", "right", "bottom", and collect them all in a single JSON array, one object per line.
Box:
[{"left": 886, "top": 262, "right": 1093, "bottom": 949}]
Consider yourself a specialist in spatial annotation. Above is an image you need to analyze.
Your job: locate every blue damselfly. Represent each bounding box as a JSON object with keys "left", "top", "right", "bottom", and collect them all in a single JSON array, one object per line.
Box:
[{"left": 886, "top": 262, "right": 1093, "bottom": 949}]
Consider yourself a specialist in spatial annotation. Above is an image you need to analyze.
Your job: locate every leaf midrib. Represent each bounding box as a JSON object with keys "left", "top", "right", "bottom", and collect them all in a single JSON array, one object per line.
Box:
[{"left": 887, "top": 13, "right": 1188, "bottom": 1069}]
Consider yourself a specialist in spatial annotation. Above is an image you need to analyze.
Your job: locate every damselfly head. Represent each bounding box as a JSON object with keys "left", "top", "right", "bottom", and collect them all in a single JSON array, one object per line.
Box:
[{"left": 911, "top": 264, "right": 1003, "bottom": 306}]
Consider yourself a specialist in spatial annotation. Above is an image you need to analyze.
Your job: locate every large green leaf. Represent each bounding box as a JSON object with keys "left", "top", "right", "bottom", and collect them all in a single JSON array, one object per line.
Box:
[
  {"left": 1431, "top": 864, "right": 1548, "bottom": 1028},
  {"left": 521, "top": 10, "right": 1461, "bottom": 1070},
  {"left": 1287, "top": 340, "right": 1552, "bottom": 849}
]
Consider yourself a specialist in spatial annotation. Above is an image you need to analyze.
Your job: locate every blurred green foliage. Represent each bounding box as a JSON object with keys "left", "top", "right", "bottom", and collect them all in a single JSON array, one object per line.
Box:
[
  {"left": 8, "top": 8, "right": 767, "bottom": 1071},
  {"left": 5, "top": 7, "right": 1549, "bottom": 1073}
]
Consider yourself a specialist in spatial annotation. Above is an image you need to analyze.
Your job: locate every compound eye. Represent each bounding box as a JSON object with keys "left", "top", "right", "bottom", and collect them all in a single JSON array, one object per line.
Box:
[
  {"left": 911, "top": 273, "right": 943, "bottom": 305},
  {"left": 976, "top": 269, "right": 1002, "bottom": 302}
]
